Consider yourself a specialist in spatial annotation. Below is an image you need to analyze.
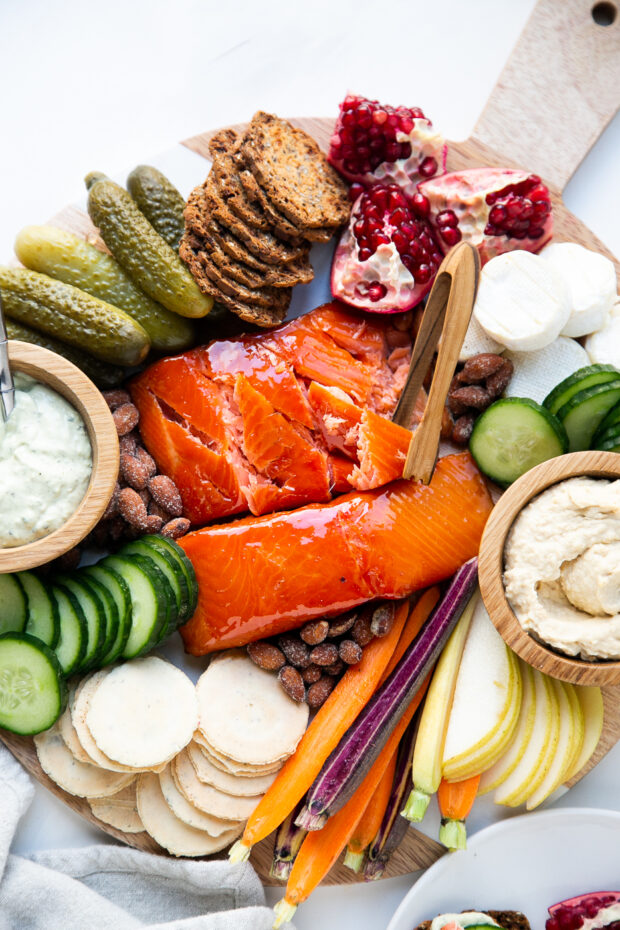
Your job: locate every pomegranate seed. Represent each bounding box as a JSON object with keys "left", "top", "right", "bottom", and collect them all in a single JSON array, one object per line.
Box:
[
  {"left": 489, "top": 204, "right": 507, "bottom": 224},
  {"left": 411, "top": 193, "right": 430, "bottom": 217},
  {"left": 436, "top": 209, "right": 458, "bottom": 228},
  {"left": 415, "top": 264, "right": 432, "bottom": 284},
  {"left": 370, "top": 187, "right": 389, "bottom": 210},
  {"left": 349, "top": 182, "right": 365, "bottom": 202},
  {"left": 368, "top": 282, "right": 387, "bottom": 302},
  {"left": 388, "top": 189, "right": 407, "bottom": 210},
  {"left": 585, "top": 905, "right": 600, "bottom": 918},
  {"left": 387, "top": 113, "right": 399, "bottom": 128},
  {"left": 533, "top": 199, "right": 551, "bottom": 215},
  {"left": 358, "top": 247, "right": 372, "bottom": 261},
  {"left": 390, "top": 207, "right": 408, "bottom": 226},
  {"left": 441, "top": 226, "right": 462, "bottom": 246},
  {"left": 529, "top": 185, "right": 548, "bottom": 201},
  {"left": 401, "top": 254, "right": 416, "bottom": 273},
  {"left": 400, "top": 117, "right": 413, "bottom": 134},
  {"left": 547, "top": 920, "right": 560, "bottom": 930},
  {"left": 506, "top": 199, "right": 524, "bottom": 218},
  {"left": 371, "top": 232, "right": 391, "bottom": 250},
  {"left": 372, "top": 109, "right": 387, "bottom": 125},
  {"left": 366, "top": 219, "right": 382, "bottom": 235},
  {"left": 419, "top": 156, "right": 438, "bottom": 178},
  {"left": 353, "top": 220, "right": 365, "bottom": 237}
]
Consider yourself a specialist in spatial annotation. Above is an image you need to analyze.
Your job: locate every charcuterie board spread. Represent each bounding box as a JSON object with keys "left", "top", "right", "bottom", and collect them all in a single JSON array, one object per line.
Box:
[{"left": 1, "top": 0, "right": 620, "bottom": 924}]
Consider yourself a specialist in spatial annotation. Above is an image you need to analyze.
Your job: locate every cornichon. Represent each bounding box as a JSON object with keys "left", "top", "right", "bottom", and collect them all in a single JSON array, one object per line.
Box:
[
  {"left": 5, "top": 319, "right": 124, "bottom": 388},
  {"left": 0, "top": 267, "right": 150, "bottom": 367},
  {"left": 86, "top": 173, "right": 212, "bottom": 318},
  {"left": 127, "top": 165, "right": 186, "bottom": 250},
  {"left": 15, "top": 225, "right": 195, "bottom": 352}
]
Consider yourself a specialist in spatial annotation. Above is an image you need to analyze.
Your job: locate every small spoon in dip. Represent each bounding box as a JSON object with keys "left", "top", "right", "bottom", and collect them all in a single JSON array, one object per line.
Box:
[{"left": 0, "top": 293, "right": 15, "bottom": 421}]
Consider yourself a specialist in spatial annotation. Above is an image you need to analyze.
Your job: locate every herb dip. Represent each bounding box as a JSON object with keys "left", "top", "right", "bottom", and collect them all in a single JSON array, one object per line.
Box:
[{"left": 0, "top": 372, "right": 92, "bottom": 548}]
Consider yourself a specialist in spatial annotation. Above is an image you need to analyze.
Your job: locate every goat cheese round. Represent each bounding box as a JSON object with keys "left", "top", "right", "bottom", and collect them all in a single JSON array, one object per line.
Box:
[
  {"left": 0, "top": 372, "right": 92, "bottom": 547},
  {"left": 540, "top": 241, "right": 617, "bottom": 337},
  {"left": 504, "top": 477, "right": 620, "bottom": 660}
]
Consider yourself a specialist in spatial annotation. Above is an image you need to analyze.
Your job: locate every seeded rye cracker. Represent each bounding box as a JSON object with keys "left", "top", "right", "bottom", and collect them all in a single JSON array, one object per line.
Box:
[
  {"left": 197, "top": 249, "right": 292, "bottom": 311},
  {"left": 205, "top": 222, "right": 313, "bottom": 284},
  {"left": 239, "top": 168, "right": 334, "bottom": 244},
  {"left": 240, "top": 111, "right": 350, "bottom": 229},
  {"left": 211, "top": 155, "right": 273, "bottom": 233},
  {"left": 416, "top": 915, "right": 531, "bottom": 930},
  {"left": 196, "top": 228, "right": 313, "bottom": 290}
]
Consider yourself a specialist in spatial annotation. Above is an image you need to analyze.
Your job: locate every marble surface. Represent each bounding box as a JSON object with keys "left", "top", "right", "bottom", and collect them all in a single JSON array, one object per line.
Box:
[{"left": 1, "top": 0, "right": 620, "bottom": 927}]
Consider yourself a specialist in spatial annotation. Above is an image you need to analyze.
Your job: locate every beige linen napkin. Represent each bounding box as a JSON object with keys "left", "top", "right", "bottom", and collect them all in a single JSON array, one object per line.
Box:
[{"left": 0, "top": 743, "right": 286, "bottom": 930}]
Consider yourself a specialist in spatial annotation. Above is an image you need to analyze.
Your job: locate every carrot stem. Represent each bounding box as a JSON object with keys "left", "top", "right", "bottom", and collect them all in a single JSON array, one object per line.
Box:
[
  {"left": 230, "top": 600, "right": 411, "bottom": 862},
  {"left": 344, "top": 749, "right": 398, "bottom": 872},
  {"left": 437, "top": 773, "right": 480, "bottom": 850},
  {"left": 273, "top": 672, "right": 432, "bottom": 925}
]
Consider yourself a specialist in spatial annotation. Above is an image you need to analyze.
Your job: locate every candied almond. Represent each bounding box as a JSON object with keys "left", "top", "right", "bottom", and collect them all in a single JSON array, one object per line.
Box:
[
  {"left": 102, "top": 482, "right": 120, "bottom": 520},
  {"left": 149, "top": 501, "right": 170, "bottom": 520},
  {"left": 309, "top": 642, "right": 339, "bottom": 666},
  {"left": 441, "top": 406, "right": 454, "bottom": 440},
  {"left": 324, "top": 659, "right": 345, "bottom": 676},
  {"left": 118, "top": 487, "right": 149, "bottom": 532},
  {"left": 278, "top": 634, "right": 310, "bottom": 669},
  {"left": 145, "top": 514, "right": 164, "bottom": 534},
  {"left": 102, "top": 389, "right": 131, "bottom": 410},
  {"left": 119, "top": 431, "right": 138, "bottom": 455},
  {"left": 339, "top": 639, "right": 362, "bottom": 665},
  {"left": 278, "top": 665, "right": 306, "bottom": 703},
  {"left": 113, "top": 403, "right": 140, "bottom": 436},
  {"left": 461, "top": 353, "right": 505, "bottom": 382},
  {"left": 300, "top": 619, "right": 329, "bottom": 645},
  {"left": 352, "top": 610, "right": 374, "bottom": 647},
  {"left": 148, "top": 475, "right": 183, "bottom": 517},
  {"left": 486, "top": 358, "right": 514, "bottom": 398},
  {"left": 452, "top": 413, "right": 476, "bottom": 445},
  {"left": 135, "top": 445, "right": 157, "bottom": 477},
  {"left": 161, "top": 517, "right": 190, "bottom": 539},
  {"left": 307, "top": 676, "right": 335, "bottom": 708},
  {"left": 449, "top": 385, "right": 490, "bottom": 412},
  {"left": 302, "top": 664, "right": 322, "bottom": 684},
  {"left": 120, "top": 452, "right": 150, "bottom": 491},
  {"left": 248, "top": 641, "right": 286, "bottom": 671},
  {"left": 371, "top": 603, "right": 396, "bottom": 637},
  {"left": 327, "top": 612, "right": 357, "bottom": 638}
]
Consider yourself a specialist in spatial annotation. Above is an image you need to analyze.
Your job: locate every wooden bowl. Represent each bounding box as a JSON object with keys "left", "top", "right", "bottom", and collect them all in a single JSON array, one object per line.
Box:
[
  {"left": 0, "top": 341, "right": 119, "bottom": 572},
  {"left": 478, "top": 450, "right": 620, "bottom": 686}
]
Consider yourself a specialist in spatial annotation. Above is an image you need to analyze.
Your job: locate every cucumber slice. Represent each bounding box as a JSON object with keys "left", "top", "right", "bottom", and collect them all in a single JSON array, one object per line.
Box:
[
  {"left": 121, "top": 539, "right": 188, "bottom": 625},
  {"left": 592, "top": 422, "right": 620, "bottom": 449},
  {"left": 142, "top": 535, "right": 198, "bottom": 620},
  {"left": 470, "top": 397, "right": 568, "bottom": 486},
  {"left": 51, "top": 586, "right": 87, "bottom": 675},
  {"left": 593, "top": 398, "right": 620, "bottom": 443},
  {"left": 80, "top": 565, "right": 131, "bottom": 665},
  {"left": 18, "top": 572, "right": 59, "bottom": 647},
  {"left": 0, "top": 575, "right": 27, "bottom": 634},
  {"left": 0, "top": 632, "right": 66, "bottom": 734},
  {"left": 543, "top": 364, "right": 620, "bottom": 416},
  {"left": 79, "top": 575, "right": 119, "bottom": 662},
  {"left": 55, "top": 576, "right": 106, "bottom": 671},
  {"left": 103, "top": 554, "right": 169, "bottom": 658},
  {"left": 123, "top": 554, "right": 175, "bottom": 642},
  {"left": 556, "top": 380, "right": 620, "bottom": 452},
  {"left": 595, "top": 436, "right": 620, "bottom": 453}
]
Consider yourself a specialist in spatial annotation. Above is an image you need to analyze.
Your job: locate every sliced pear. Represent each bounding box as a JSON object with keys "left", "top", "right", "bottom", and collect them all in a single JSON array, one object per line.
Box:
[
  {"left": 479, "top": 659, "right": 535, "bottom": 795},
  {"left": 561, "top": 683, "right": 585, "bottom": 784},
  {"left": 495, "top": 668, "right": 558, "bottom": 807},
  {"left": 564, "top": 685, "right": 604, "bottom": 782},
  {"left": 442, "top": 600, "right": 522, "bottom": 781},
  {"left": 525, "top": 679, "right": 577, "bottom": 810}
]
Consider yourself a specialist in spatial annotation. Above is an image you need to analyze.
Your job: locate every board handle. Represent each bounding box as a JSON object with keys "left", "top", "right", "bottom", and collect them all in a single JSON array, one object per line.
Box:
[{"left": 472, "top": 0, "right": 620, "bottom": 192}]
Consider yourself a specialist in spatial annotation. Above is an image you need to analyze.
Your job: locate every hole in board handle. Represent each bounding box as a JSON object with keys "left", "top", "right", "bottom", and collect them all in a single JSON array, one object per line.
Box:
[{"left": 591, "top": 2, "right": 617, "bottom": 25}]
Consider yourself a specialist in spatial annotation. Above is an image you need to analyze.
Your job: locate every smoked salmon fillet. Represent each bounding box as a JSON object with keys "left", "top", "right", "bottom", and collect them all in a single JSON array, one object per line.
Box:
[
  {"left": 179, "top": 452, "right": 492, "bottom": 654},
  {"left": 130, "top": 303, "right": 420, "bottom": 525}
]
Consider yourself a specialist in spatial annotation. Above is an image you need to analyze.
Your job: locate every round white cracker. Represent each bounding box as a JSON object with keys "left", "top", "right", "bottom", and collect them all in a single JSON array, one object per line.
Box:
[
  {"left": 194, "top": 731, "right": 283, "bottom": 776},
  {"left": 87, "top": 657, "right": 198, "bottom": 768},
  {"left": 136, "top": 772, "right": 241, "bottom": 857},
  {"left": 159, "top": 763, "right": 241, "bottom": 836},
  {"left": 89, "top": 782, "right": 144, "bottom": 833},
  {"left": 173, "top": 750, "right": 262, "bottom": 821},
  {"left": 59, "top": 701, "right": 93, "bottom": 764},
  {"left": 71, "top": 671, "right": 144, "bottom": 773},
  {"left": 35, "top": 723, "right": 134, "bottom": 799},
  {"left": 196, "top": 652, "right": 308, "bottom": 765},
  {"left": 186, "top": 741, "right": 277, "bottom": 796}
]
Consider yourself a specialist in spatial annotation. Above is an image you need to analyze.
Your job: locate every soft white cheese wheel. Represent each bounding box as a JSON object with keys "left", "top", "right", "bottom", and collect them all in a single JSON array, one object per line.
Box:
[
  {"left": 473, "top": 250, "right": 571, "bottom": 351},
  {"left": 540, "top": 242, "right": 617, "bottom": 337},
  {"left": 504, "top": 337, "right": 590, "bottom": 404},
  {"left": 585, "top": 312, "right": 620, "bottom": 368}
]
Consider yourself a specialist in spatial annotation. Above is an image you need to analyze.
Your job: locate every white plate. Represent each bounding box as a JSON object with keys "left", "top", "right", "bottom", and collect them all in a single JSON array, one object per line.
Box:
[{"left": 388, "top": 808, "right": 620, "bottom": 930}]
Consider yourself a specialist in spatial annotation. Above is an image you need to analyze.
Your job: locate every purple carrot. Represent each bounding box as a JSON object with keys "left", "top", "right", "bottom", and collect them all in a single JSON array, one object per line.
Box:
[
  {"left": 296, "top": 558, "right": 478, "bottom": 831},
  {"left": 364, "top": 716, "right": 418, "bottom": 880},
  {"left": 270, "top": 799, "right": 307, "bottom": 882}
]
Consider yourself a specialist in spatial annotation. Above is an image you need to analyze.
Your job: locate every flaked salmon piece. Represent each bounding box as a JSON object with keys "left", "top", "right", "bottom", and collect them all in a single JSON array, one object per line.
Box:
[
  {"left": 131, "top": 381, "right": 245, "bottom": 523},
  {"left": 308, "top": 303, "right": 387, "bottom": 361},
  {"left": 179, "top": 452, "right": 493, "bottom": 654},
  {"left": 234, "top": 373, "right": 331, "bottom": 511},
  {"left": 328, "top": 453, "right": 356, "bottom": 493},
  {"left": 307, "top": 381, "right": 361, "bottom": 459}
]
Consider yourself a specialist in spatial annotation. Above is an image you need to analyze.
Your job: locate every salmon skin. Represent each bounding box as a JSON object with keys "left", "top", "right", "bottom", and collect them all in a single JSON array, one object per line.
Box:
[
  {"left": 130, "top": 302, "right": 419, "bottom": 525},
  {"left": 179, "top": 452, "right": 493, "bottom": 655}
]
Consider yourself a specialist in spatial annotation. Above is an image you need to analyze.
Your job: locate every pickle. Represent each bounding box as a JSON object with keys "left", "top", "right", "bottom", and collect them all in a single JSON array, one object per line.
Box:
[
  {"left": 5, "top": 319, "right": 125, "bottom": 388},
  {"left": 86, "top": 173, "right": 212, "bottom": 319},
  {"left": 15, "top": 226, "right": 195, "bottom": 353},
  {"left": 0, "top": 267, "right": 150, "bottom": 367},
  {"left": 127, "top": 166, "right": 185, "bottom": 250}
]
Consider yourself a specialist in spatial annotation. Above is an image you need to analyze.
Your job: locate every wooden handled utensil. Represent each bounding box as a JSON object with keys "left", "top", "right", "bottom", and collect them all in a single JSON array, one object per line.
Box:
[{"left": 393, "top": 242, "right": 480, "bottom": 484}]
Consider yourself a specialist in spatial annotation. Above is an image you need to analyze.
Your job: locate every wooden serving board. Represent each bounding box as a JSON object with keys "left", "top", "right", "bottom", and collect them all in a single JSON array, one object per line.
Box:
[{"left": 2, "top": 0, "right": 620, "bottom": 888}]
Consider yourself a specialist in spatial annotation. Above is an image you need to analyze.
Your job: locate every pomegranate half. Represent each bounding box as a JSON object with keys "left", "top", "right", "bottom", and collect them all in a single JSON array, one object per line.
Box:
[
  {"left": 331, "top": 183, "right": 443, "bottom": 313},
  {"left": 418, "top": 167, "right": 553, "bottom": 264},
  {"left": 328, "top": 94, "right": 447, "bottom": 196},
  {"left": 547, "top": 892, "right": 620, "bottom": 930}
]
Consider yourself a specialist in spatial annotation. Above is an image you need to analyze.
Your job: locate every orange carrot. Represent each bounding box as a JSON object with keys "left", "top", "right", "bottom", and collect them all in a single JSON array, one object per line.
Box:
[
  {"left": 437, "top": 773, "right": 480, "bottom": 851},
  {"left": 344, "top": 748, "right": 398, "bottom": 872},
  {"left": 380, "top": 587, "right": 441, "bottom": 685},
  {"left": 229, "top": 600, "right": 412, "bottom": 861},
  {"left": 272, "top": 670, "right": 432, "bottom": 926}
]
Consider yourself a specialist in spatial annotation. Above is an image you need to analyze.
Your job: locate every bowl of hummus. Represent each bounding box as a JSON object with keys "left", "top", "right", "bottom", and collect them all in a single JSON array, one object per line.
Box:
[
  {"left": 0, "top": 341, "right": 119, "bottom": 573},
  {"left": 478, "top": 450, "right": 620, "bottom": 685}
]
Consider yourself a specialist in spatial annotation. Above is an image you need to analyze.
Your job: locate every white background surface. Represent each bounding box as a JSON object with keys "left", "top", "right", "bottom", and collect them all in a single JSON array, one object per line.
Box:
[{"left": 1, "top": 1, "right": 620, "bottom": 928}]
